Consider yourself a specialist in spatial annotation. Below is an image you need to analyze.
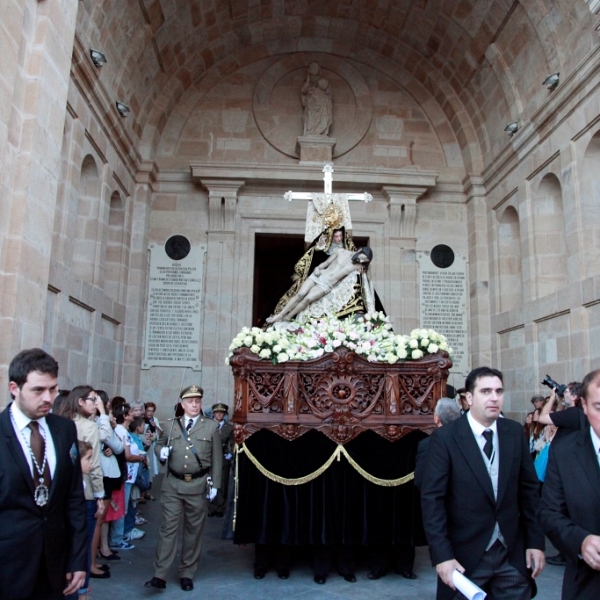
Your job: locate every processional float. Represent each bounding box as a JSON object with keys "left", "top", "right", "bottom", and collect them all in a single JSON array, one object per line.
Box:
[{"left": 228, "top": 165, "right": 452, "bottom": 549}]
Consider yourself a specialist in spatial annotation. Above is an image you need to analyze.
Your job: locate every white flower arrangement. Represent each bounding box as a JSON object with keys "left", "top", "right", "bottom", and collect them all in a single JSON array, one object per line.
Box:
[{"left": 226, "top": 314, "right": 452, "bottom": 366}]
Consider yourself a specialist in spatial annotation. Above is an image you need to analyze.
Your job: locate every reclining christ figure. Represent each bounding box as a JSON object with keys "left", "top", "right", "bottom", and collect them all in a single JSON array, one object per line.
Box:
[{"left": 267, "top": 247, "right": 373, "bottom": 324}]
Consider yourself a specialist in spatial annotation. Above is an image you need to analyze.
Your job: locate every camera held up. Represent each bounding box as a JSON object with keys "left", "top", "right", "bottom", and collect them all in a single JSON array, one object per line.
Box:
[{"left": 541, "top": 374, "right": 567, "bottom": 396}]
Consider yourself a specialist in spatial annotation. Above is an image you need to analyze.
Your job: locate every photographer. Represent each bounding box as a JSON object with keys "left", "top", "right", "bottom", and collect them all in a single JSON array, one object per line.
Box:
[{"left": 538, "top": 380, "right": 586, "bottom": 444}]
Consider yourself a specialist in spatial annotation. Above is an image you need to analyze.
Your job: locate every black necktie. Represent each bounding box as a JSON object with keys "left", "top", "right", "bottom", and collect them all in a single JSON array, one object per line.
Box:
[
  {"left": 186, "top": 418, "right": 193, "bottom": 433},
  {"left": 483, "top": 429, "right": 494, "bottom": 460},
  {"left": 28, "top": 421, "right": 52, "bottom": 487}
]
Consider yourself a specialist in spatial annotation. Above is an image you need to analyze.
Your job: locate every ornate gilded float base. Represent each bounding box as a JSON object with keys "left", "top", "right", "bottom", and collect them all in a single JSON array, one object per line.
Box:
[{"left": 230, "top": 347, "right": 451, "bottom": 444}]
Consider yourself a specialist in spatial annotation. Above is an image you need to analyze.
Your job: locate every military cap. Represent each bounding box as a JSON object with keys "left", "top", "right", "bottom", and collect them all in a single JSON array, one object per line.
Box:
[
  {"left": 180, "top": 385, "right": 204, "bottom": 399},
  {"left": 212, "top": 402, "right": 228, "bottom": 414}
]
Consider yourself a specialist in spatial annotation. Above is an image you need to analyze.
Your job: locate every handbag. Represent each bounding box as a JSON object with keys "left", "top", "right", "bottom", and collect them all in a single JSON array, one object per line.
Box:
[
  {"left": 534, "top": 442, "right": 550, "bottom": 482},
  {"left": 135, "top": 464, "right": 151, "bottom": 492}
]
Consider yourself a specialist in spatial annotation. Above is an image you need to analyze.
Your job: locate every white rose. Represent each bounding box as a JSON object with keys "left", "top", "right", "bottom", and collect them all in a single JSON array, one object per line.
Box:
[
  {"left": 332, "top": 339, "right": 342, "bottom": 347},
  {"left": 225, "top": 356, "right": 231, "bottom": 365},
  {"left": 346, "top": 342, "right": 357, "bottom": 350},
  {"left": 427, "top": 343, "right": 439, "bottom": 354},
  {"left": 251, "top": 344, "right": 260, "bottom": 353},
  {"left": 439, "top": 341, "right": 449, "bottom": 351},
  {"left": 233, "top": 338, "right": 243, "bottom": 348},
  {"left": 324, "top": 344, "right": 333, "bottom": 353},
  {"left": 280, "top": 338, "right": 290, "bottom": 349},
  {"left": 397, "top": 348, "right": 408, "bottom": 359},
  {"left": 410, "top": 329, "right": 421, "bottom": 338},
  {"left": 411, "top": 349, "right": 424, "bottom": 359},
  {"left": 420, "top": 329, "right": 428, "bottom": 338},
  {"left": 409, "top": 339, "right": 418, "bottom": 349},
  {"left": 241, "top": 327, "right": 250, "bottom": 334},
  {"left": 311, "top": 348, "right": 324, "bottom": 358},
  {"left": 385, "top": 353, "right": 398, "bottom": 364},
  {"left": 263, "top": 333, "right": 274, "bottom": 344},
  {"left": 367, "top": 354, "right": 377, "bottom": 362},
  {"left": 277, "top": 352, "right": 289, "bottom": 363},
  {"left": 259, "top": 349, "right": 271, "bottom": 359},
  {"left": 256, "top": 333, "right": 265, "bottom": 345},
  {"left": 421, "top": 338, "right": 430, "bottom": 348},
  {"left": 251, "top": 327, "right": 261, "bottom": 335},
  {"left": 243, "top": 336, "right": 253, "bottom": 347},
  {"left": 273, "top": 344, "right": 282, "bottom": 354}
]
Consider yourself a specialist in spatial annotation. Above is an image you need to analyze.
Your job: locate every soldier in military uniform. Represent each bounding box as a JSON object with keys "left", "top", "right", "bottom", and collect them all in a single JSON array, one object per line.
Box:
[
  {"left": 145, "top": 385, "right": 223, "bottom": 592},
  {"left": 208, "top": 402, "right": 233, "bottom": 518}
]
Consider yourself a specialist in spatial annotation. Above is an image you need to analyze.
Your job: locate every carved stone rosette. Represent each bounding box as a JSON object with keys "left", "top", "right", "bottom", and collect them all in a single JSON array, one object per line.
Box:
[{"left": 230, "top": 347, "right": 451, "bottom": 445}]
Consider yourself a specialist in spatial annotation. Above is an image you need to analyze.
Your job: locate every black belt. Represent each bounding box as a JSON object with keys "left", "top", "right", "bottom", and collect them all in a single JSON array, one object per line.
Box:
[{"left": 168, "top": 467, "right": 209, "bottom": 482}]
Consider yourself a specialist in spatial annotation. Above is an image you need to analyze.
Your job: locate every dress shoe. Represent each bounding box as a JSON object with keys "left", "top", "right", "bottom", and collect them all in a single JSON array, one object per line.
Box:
[
  {"left": 367, "top": 569, "right": 384, "bottom": 580},
  {"left": 180, "top": 577, "right": 194, "bottom": 591},
  {"left": 99, "top": 550, "right": 120, "bottom": 560},
  {"left": 313, "top": 575, "right": 326, "bottom": 584},
  {"left": 145, "top": 577, "right": 166, "bottom": 589},
  {"left": 90, "top": 570, "right": 111, "bottom": 579},
  {"left": 547, "top": 553, "right": 567, "bottom": 566},
  {"left": 253, "top": 568, "right": 266, "bottom": 579},
  {"left": 99, "top": 564, "right": 110, "bottom": 572},
  {"left": 277, "top": 568, "right": 290, "bottom": 579},
  {"left": 343, "top": 574, "right": 356, "bottom": 583},
  {"left": 398, "top": 569, "right": 417, "bottom": 579}
]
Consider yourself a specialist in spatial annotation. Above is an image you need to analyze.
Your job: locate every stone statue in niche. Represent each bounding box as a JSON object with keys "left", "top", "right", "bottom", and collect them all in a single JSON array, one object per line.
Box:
[{"left": 301, "top": 62, "right": 333, "bottom": 136}]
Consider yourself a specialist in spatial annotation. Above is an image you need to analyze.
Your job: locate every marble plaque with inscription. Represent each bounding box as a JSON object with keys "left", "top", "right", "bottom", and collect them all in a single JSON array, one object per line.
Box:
[
  {"left": 416, "top": 248, "right": 469, "bottom": 377},
  {"left": 142, "top": 237, "right": 206, "bottom": 370}
]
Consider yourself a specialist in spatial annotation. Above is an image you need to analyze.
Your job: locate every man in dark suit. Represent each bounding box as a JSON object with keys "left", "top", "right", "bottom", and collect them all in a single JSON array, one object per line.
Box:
[
  {"left": 420, "top": 366, "right": 545, "bottom": 600},
  {"left": 538, "top": 368, "right": 600, "bottom": 599},
  {"left": 414, "top": 397, "right": 462, "bottom": 491},
  {"left": 1, "top": 348, "right": 87, "bottom": 600}
]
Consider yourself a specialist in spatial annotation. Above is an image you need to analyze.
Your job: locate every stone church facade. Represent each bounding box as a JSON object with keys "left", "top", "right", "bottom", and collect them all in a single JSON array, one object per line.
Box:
[{"left": 2, "top": 0, "right": 600, "bottom": 421}]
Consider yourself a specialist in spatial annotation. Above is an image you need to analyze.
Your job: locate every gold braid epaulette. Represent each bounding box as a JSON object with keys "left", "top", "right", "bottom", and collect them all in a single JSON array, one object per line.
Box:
[{"left": 235, "top": 443, "right": 414, "bottom": 487}]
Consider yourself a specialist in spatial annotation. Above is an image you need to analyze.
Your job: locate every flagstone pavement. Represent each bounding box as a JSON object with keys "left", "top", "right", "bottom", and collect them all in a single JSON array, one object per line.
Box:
[{"left": 90, "top": 474, "right": 564, "bottom": 599}]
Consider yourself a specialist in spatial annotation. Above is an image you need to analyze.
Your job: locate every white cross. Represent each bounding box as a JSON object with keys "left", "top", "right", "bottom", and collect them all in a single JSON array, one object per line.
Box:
[{"left": 283, "top": 164, "right": 372, "bottom": 204}]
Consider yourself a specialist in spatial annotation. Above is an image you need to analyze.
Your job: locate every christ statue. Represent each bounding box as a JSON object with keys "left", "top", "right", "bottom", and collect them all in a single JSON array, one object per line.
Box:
[{"left": 267, "top": 247, "right": 373, "bottom": 324}]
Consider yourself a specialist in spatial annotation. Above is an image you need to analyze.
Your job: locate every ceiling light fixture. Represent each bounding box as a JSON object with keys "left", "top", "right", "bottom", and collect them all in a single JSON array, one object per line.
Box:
[
  {"left": 116, "top": 101, "right": 130, "bottom": 118},
  {"left": 89, "top": 49, "right": 107, "bottom": 68},
  {"left": 543, "top": 72, "right": 560, "bottom": 90},
  {"left": 504, "top": 121, "right": 519, "bottom": 136}
]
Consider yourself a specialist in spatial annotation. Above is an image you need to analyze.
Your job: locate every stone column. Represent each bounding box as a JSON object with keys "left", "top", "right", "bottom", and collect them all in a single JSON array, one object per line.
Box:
[
  {"left": 0, "top": 0, "right": 78, "bottom": 396},
  {"left": 199, "top": 179, "right": 245, "bottom": 404},
  {"left": 382, "top": 186, "right": 427, "bottom": 333},
  {"left": 464, "top": 175, "right": 492, "bottom": 367}
]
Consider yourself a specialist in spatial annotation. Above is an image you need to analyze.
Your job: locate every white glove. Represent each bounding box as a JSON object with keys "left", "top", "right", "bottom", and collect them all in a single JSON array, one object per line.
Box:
[
  {"left": 159, "top": 446, "right": 171, "bottom": 461},
  {"left": 225, "top": 453, "right": 232, "bottom": 461},
  {"left": 208, "top": 487, "right": 218, "bottom": 502}
]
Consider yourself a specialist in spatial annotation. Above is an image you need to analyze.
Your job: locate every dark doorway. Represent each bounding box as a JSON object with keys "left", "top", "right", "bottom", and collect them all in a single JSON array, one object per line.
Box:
[
  {"left": 253, "top": 234, "right": 305, "bottom": 327},
  {"left": 253, "top": 233, "right": 370, "bottom": 327}
]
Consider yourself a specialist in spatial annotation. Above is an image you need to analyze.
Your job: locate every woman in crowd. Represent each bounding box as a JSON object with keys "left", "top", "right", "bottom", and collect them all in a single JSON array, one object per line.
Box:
[
  {"left": 94, "top": 390, "right": 124, "bottom": 562},
  {"left": 55, "top": 386, "right": 107, "bottom": 596},
  {"left": 143, "top": 401, "right": 162, "bottom": 500}
]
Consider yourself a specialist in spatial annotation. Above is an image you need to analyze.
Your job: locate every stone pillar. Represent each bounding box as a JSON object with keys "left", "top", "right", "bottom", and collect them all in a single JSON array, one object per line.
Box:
[
  {"left": 200, "top": 179, "right": 245, "bottom": 405},
  {"left": 464, "top": 175, "right": 492, "bottom": 367},
  {"left": 382, "top": 186, "right": 427, "bottom": 333},
  {"left": 0, "top": 0, "right": 78, "bottom": 397}
]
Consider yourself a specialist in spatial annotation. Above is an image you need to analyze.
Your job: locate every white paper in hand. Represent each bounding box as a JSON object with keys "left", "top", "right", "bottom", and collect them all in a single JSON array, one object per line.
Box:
[
  {"left": 159, "top": 447, "right": 171, "bottom": 460},
  {"left": 452, "top": 570, "right": 486, "bottom": 600}
]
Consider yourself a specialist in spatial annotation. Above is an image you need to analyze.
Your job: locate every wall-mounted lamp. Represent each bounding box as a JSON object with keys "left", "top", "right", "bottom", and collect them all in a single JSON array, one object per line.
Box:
[
  {"left": 90, "top": 49, "right": 107, "bottom": 68},
  {"left": 543, "top": 72, "right": 560, "bottom": 90},
  {"left": 504, "top": 121, "right": 519, "bottom": 136},
  {"left": 116, "top": 101, "right": 130, "bottom": 118}
]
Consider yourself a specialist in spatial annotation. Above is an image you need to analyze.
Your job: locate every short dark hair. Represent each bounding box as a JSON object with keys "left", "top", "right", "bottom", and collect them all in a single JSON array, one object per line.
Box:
[
  {"left": 465, "top": 366, "right": 503, "bottom": 394},
  {"left": 145, "top": 402, "right": 156, "bottom": 410},
  {"left": 113, "top": 402, "right": 131, "bottom": 424},
  {"left": 581, "top": 370, "right": 600, "bottom": 403},
  {"left": 567, "top": 381, "right": 582, "bottom": 406},
  {"left": 129, "top": 416, "right": 145, "bottom": 432},
  {"left": 8, "top": 348, "right": 58, "bottom": 392}
]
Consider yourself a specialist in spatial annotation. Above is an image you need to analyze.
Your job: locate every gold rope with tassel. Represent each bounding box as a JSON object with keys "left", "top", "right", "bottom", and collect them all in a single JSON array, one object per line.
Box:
[{"left": 235, "top": 442, "right": 414, "bottom": 487}]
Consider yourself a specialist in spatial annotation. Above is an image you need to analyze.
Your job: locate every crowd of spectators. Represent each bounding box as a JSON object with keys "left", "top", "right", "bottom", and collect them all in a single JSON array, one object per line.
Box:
[{"left": 53, "top": 388, "right": 161, "bottom": 599}]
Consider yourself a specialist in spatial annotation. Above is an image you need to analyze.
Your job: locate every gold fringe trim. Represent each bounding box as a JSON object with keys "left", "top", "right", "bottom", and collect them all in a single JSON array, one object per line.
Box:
[{"left": 235, "top": 443, "right": 414, "bottom": 487}]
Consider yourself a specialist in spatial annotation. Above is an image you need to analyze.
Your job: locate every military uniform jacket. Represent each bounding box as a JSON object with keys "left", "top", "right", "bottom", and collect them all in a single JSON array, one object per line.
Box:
[
  {"left": 157, "top": 415, "right": 223, "bottom": 495},
  {"left": 218, "top": 421, "right": 234, "bottom": 457}
]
